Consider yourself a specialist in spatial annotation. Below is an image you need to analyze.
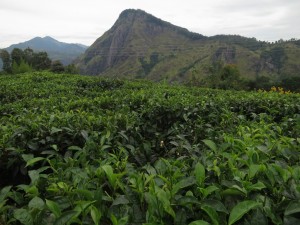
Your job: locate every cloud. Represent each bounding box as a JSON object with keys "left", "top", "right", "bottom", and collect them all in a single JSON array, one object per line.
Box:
[
  {"left": 183, "top": 0, "right": 300, "bottom": 40},
  {"left": 0, "top": 0, "right": 299, "bottom": 48}
]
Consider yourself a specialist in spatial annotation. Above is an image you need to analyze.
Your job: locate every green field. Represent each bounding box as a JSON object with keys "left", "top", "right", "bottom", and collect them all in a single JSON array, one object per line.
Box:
[{"left": 0, "top": 72, "right": 300, "bottom": 225}]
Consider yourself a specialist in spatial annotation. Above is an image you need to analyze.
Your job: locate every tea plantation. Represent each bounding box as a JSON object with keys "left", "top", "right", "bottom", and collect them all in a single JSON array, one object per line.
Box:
[{"left": 0, "top": 72, "right": 300, "bottom": 225}]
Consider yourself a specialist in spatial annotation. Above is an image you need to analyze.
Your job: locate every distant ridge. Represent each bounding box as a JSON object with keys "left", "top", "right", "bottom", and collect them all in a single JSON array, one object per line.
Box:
[
  {"left": 5, "top": 36, "right": 88, "bottom": 65},
  {"left": 76, "top": 9, "right": 300, "bottom": 83}
]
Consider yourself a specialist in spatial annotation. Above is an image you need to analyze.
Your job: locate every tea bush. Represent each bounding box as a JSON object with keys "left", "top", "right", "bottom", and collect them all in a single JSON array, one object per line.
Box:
[{"left": 0, "top": 72, "right": 299, "bottom": 224}]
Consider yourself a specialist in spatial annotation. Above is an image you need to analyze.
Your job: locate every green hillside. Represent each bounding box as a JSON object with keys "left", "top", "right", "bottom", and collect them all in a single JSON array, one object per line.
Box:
[
  {"left": 6, "top": 36, "right": 88, "bottom": 65},
  {"left": 0, "top": 72, "right": 300, "bottom": 224},
  {"left": 76, "top": 9, "right": 300, "bottom": 86}
]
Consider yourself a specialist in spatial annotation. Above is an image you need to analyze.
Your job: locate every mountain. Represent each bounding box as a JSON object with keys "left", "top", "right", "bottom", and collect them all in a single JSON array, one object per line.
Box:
[
  {"left": 6, "top": 36, "right": 88, "bottom": 65},
  {"left": 76, "top": 9, "right": 300, "bottom": 84}
]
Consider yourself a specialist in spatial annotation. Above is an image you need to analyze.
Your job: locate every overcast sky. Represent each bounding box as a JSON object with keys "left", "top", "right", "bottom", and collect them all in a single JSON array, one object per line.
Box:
[{"left": 1, "top": 0, "right": 299, "bottom": 48}]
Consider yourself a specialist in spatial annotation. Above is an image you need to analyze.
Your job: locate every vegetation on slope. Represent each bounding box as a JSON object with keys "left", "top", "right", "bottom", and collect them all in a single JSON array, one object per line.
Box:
[
  {"left": 0, "top": 48, "right": 78, "bottom": 75},
  {"left": 5, "top": 36, "right": 87, "bottom": 66},
  {"left": 76, "top": 9, "right": 300, "bottom": 88},
  {"left": 0, "top": 72, "right": 300, "bottom": 224}
]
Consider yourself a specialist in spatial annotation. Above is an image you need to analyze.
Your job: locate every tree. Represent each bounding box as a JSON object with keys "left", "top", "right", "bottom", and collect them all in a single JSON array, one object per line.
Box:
[
  {"left": 23, "top": 48, "right": 34, "bottom": 66},
  {"left": 0, "top": 50, "right": 12, "bottom": 73},
  {"left": 253, "top": 76, "right": 274, "bottom": 90},
  {"left": 11, "top": 48, "right": 24, "bottom": 65},
  {"left": 1, "top": 48, "right": 53, "bottom": 74},
  {"left": 204, "top": 61, "right": 242, "bottom": 90},
  {"left": 65, "top": 64, "right": 79, "bottom": 74},
  {"left": 280, "top": 77, "right": 300, "bottom": 92},
  {"left": 50, "top": 60, "right": 64, "bottom": 73},
  {"left": 12, "top": 58, "right": 32, "bottom": 74},
  {"left": 32, "top": 52, "right": 51, "bottom": 70},
  {"left": 219, "top": 64, "right": 241, "bottom": 90},
  {"left": 206, "top": 60, "right": 224, "bottom": 88}
]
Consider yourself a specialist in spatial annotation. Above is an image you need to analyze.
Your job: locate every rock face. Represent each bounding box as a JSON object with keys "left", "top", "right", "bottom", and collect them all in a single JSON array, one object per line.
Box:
[
  {"left": 77, "top": 9, "right": 300, "bottom": 82},
  {"left": 77, "top": 9, "right": 205, "bottom": 78}
]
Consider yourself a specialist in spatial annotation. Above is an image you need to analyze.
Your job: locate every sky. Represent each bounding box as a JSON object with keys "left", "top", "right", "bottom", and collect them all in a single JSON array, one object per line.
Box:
[{"left": 0, "top": 0, "right": 300, "bottom": 48}]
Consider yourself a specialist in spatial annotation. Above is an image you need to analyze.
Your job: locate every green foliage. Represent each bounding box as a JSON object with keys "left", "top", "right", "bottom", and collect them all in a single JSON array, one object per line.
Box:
[
  {"left": 219, "top": 64, "right": 241, "bottom": 89},
  {"left": 1, "top": 48, "right": 52, "bottom": 74},
  {"left": 76, "top": 8, "right": 300, "bottom": 85},
  {"left": 253, "top": 76, "right": 273, "bottom": 90},
  {"left": 228, "top": 201, "right": 260, "bottom": 225},
  {"left": 280, "top": 76, "right": 300, "bottom": 92},
  {"left": 12, "top": 58, "right": 33, "bottom": 74},
  {"left": 203, "top": 61, "right": 243, "bottom": 90},
  {"left": 65, "top": 64, "right": 79, "bottom": 74},
  {"left": 210, "top": 35, "right": 267, "bottom": 51},
  {"left": 31, "top": 51, "right": 51, "bottom": 71},
  {"left": 247, "top": 75, "right": 300, "bottom": 92},
  {"left": 139, "top": 52, "right": 160, "bottom": 76},
  {"left": 11, "top": 48, "right": 24, "bottom": 65},
  {"left": 23, "top": 48, "right": 35, "bottom": 66},
  {"left": 0, "top": 49, "right": 12, "bottom": 73},
  {"left": 50, "top": 60, "right": 65, "bottom": 73},
  {"left": 0, "top": 72, "right": 299, "bottom": 224}
]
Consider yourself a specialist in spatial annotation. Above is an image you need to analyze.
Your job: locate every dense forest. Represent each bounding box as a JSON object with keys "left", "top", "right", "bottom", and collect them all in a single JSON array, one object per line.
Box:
[{"left": 0, "top": 48, "right": 78, "bottom": 75}]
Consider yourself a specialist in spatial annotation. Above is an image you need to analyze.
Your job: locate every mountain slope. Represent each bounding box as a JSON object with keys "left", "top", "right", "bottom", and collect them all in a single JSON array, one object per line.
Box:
[
  {"left": 6, "top": 36, "right": 88, "bottom": 65},
  {"left": 77, "top": 9, "right": 205, "bottom": 78},
  {"left": 77, "top": 9, "right": 300, "bottom": 83}
]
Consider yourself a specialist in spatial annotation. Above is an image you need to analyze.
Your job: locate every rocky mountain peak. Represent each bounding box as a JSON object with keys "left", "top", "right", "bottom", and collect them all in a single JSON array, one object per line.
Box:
[{"left": 76, "top": 9, "right": 300, "bottom": 82}]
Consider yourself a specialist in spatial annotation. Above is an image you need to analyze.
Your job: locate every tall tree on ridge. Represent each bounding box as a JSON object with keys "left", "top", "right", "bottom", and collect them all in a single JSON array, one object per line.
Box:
[
  {"left": 11, "top": 48, "right": 24, "bottom": 65},
  {"left": 0, "top": 50, "right": 12, "bottom": 73}
]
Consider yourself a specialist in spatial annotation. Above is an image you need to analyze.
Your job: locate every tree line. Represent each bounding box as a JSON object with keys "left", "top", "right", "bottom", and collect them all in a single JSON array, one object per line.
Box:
[
  {"left": 188, "top": 61, "right": 300, "bottom": 92},
  {"left": 0, "top": 48, "right": 78, "bottom": 74}
]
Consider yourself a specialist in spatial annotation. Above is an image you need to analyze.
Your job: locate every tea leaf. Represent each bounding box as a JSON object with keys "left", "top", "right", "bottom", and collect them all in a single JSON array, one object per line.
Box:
[
  {"left": 22, "top": 154, "right": 34, "bottom": 162},
  {"left": 51, "top": 127, "right": 62, "bottom": 134},
  {"left": 0, "top": 186, "right": 12, "bottom": 202},
  {"left": 285, "top": 201, "right": 300, "bottom": 216},
  {"left": 202, "top": 140, "right": 217, "bottom": 152},
  {"left": 249, "top": 164, "right": 261, "bottom": 179},
  {"left": 172, "top": 177, "right": 196, "bottom": 195},
  {"left": 112, "top": 195, "right": 129, "bottom": 206},
  {"left": 202, "top": 199, "right": 228, "bottom": 214},
  {"left": 195, "top": 162, "right": 205, "bottom": 186},
  {"left": 201, "top": 205, "right": 219, "bottom": 225},
  {"left": 90, "top": 206, "right": 102, "bottom": 225},
  {"left": 28, "top": 196, "right": 45, "bottom": 209},
  {"left": 54, "top": 210, "right": 79, "bottom": 225},
  {"left": 102, "top": 165, "right": 116, "bottom": 188},
  {"left": 14, "top": 209, "right": 33, "bottom": 225},
  {"left": 228, "top": 200, "right": 260, "bottom": 225},
  {"left": 188, "top": 220, "right": 211, "bottom": 225},
  {"left": 46, "top": 199, "right": 61, "bottom": 218},
  {"left": 81, "top": 130, "right": 89, "bottom": 141},
  {"left": 157, "top": 188, "right": 175, "bottom": 218},
  {"left": 25, "top": 157, "right": 45, "bottom": 167},
  {"left": 28, "top": 170, "right": 40, "bottom": 184}
]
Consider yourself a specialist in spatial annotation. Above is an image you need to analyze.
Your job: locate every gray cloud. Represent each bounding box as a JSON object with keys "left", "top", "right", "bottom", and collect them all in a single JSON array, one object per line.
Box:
[{"left": 0, "top": 0, "right": 299, "bottom": 48}]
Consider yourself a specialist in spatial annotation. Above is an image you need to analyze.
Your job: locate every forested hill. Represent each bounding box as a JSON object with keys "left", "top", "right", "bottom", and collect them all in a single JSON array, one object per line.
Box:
[
  {"left": 5, "top": 36, "right": 88, "bottom": 65},
  {"left": 76, "top": 9, "right": 300, "bottom": 89}
]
